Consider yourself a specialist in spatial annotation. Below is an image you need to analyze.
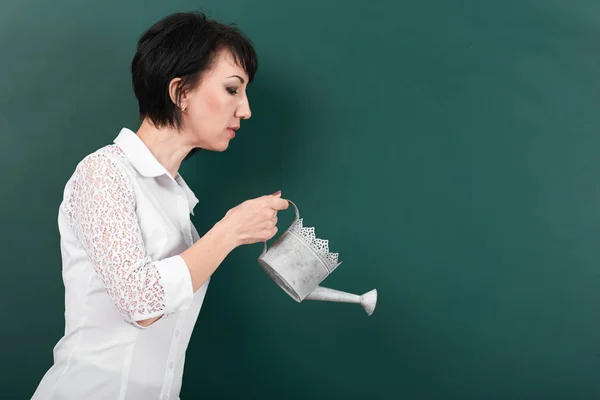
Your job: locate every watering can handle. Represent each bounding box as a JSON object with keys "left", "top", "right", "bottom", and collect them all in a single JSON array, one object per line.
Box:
[{"left": 260, "top": 199, "right": 300, "bottom": 257}]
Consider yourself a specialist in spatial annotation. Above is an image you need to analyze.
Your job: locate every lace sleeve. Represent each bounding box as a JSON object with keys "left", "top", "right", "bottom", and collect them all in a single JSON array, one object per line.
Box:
[{"left": 64, "top": 151, "right": 193, "bottom": 327}]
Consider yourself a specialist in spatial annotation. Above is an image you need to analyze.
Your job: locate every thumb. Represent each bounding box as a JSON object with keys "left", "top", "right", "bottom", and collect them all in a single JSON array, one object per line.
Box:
[{"left": 270, "top": 190, "right": 282, "bottom": 197}]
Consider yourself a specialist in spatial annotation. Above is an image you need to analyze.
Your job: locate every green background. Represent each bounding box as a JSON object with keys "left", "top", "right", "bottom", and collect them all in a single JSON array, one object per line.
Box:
[{"left": 2, "top": 0, "right": 600, "bottom": 398}]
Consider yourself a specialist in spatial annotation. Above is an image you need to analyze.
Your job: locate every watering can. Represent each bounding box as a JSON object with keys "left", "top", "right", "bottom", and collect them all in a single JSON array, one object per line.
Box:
[{"left": 258, "top": 200, "right": 377, "bottom": 315}]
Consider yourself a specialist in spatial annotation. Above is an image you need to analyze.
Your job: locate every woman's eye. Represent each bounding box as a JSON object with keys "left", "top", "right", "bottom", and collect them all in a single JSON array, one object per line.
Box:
[{"left": 226, "top": 87, "right": 238, "bottom": 95}]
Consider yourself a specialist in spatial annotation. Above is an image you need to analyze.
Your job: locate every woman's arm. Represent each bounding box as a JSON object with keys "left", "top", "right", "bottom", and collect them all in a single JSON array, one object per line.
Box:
[
  {"left": 65, "top": 152, "right": 205, "bottom": 328},
  {"left": 66, "top": 151, "right": 287, "bottom": 328}
]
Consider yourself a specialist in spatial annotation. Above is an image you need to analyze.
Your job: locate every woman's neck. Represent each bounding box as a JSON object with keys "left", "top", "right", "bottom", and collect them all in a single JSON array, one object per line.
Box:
[{"left": 135, "top": 119, "right": 194, "bottom": 178}]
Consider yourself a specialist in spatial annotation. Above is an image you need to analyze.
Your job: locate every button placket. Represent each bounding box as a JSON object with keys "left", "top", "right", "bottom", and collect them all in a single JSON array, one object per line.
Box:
[
  {"left": 176, "top": 192, "right": 193, "bottom": 246},
  {"left": 161, "top": 323, "right": 182, "bottom": 399}
]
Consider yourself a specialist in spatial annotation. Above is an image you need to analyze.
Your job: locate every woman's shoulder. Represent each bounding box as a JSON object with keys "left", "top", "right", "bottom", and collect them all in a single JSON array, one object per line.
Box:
[
  {"left": 79, "top": 144, "right": 127, "bottom": 166},
  {"left": 65, "top": 144, "right": 136, "bottom": 197},
  {"left": 74, "top": 144, "right": 131, "bottom": 178},
  {"left": 60, "top": 144, "right": 137, "bottom": 214}
]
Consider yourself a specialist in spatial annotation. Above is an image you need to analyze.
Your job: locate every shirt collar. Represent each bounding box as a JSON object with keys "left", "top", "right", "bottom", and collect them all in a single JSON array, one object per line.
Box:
[
  {"left": 114, "top": 128, "right": 199, "bottom": 215},
  {"left": 114, "top": 128, "right": 167, "bottom": 178}
]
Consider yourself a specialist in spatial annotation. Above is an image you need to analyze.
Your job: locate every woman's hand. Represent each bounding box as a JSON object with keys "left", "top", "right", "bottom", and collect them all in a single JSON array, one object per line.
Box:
[{"left": 220, "top": 190, "right": 290, "bottom": 247}]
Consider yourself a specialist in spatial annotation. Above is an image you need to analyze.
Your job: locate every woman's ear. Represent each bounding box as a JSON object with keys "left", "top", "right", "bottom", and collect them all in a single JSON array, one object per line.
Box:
[{"left": 168, "top": 77, "right": 186, "bottom": 110}]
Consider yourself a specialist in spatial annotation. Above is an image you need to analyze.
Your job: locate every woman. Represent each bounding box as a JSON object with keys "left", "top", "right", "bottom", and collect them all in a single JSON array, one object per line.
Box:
[{"left": 32, "top": 11, "right": 288, "bottom": 400}]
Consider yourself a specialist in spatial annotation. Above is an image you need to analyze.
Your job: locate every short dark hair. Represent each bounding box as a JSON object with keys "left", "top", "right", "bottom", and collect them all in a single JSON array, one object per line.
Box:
[{"left": 131, "top": 11, "right": 258, "bottom": 130}]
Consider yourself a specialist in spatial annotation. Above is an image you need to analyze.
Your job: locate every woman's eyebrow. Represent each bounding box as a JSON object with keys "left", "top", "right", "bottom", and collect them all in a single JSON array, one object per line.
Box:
[{"left": 227, "top": 75, "right": 245, "bottom": 84}]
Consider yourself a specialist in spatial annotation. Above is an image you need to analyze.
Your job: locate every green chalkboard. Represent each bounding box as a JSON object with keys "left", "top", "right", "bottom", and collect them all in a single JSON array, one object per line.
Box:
[{"left": 3, "top": 0, "right": 600, "bottom": 398}]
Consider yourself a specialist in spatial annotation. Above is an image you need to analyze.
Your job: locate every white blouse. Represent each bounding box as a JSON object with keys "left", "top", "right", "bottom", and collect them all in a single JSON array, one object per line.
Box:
[{"left": 32, "top": 128, "right": 210, "bottom": 400}]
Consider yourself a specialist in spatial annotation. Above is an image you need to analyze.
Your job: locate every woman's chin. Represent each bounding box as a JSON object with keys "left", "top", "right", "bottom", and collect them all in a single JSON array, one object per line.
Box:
[{"left": 212, "top": 141, "right": 231, "bottom": 152}]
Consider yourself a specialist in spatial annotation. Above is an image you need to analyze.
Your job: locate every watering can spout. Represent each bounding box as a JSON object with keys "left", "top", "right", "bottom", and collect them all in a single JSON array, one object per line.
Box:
[{"left": 304, "top": 286, "right": 378, "bottom": 316}]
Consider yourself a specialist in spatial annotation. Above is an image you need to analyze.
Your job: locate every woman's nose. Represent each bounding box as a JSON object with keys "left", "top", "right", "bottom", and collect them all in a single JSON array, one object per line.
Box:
[{"left": 235, "top": 99, "right": 252, "bottom": 120}]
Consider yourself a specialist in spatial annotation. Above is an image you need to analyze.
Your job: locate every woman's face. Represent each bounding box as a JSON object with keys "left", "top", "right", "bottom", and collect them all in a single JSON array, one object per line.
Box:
[{"left": 177, "top": 49, "right": 252, "bottom": 152}]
